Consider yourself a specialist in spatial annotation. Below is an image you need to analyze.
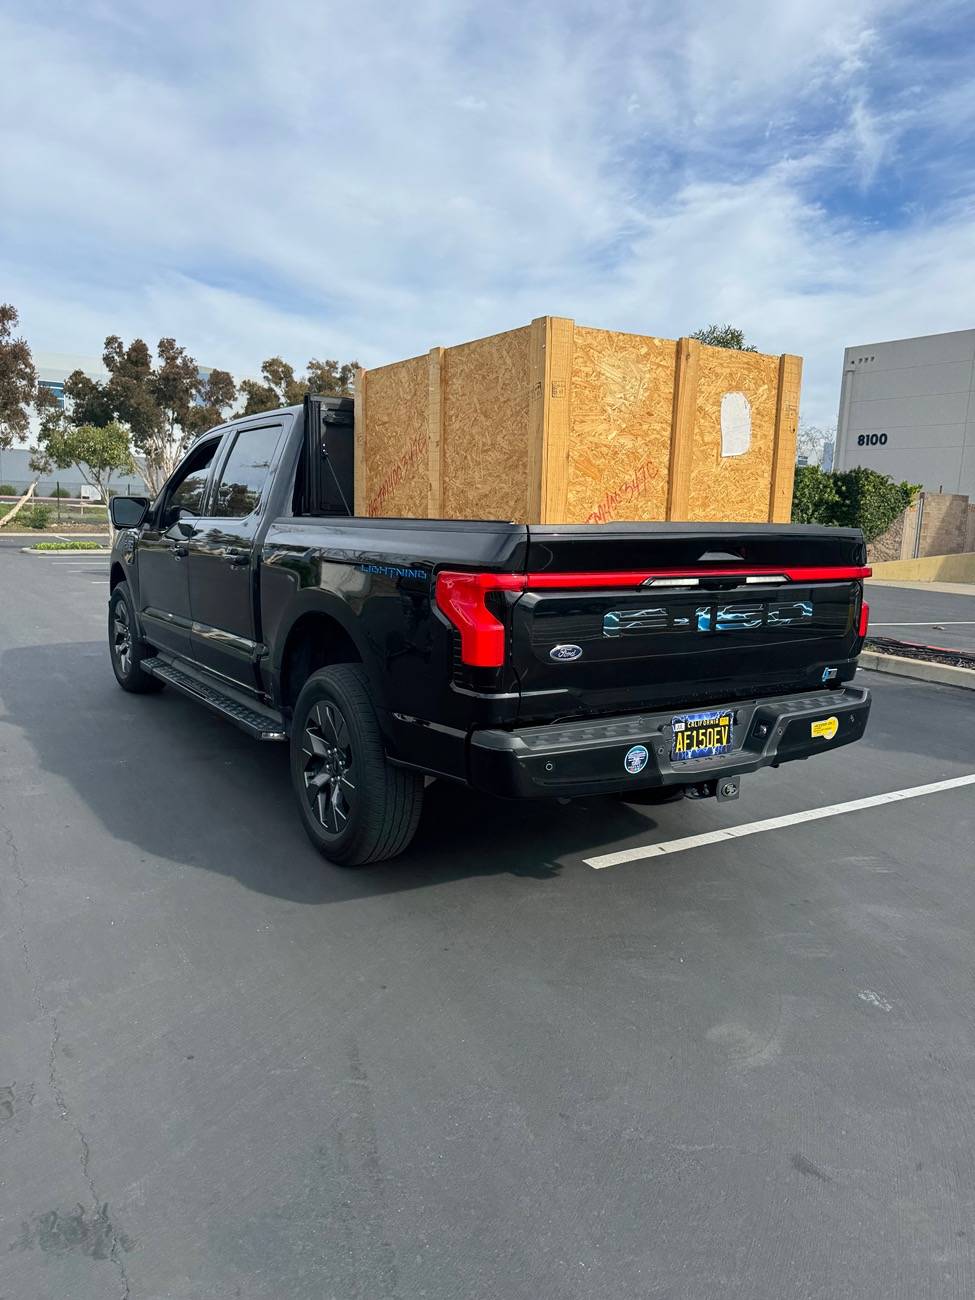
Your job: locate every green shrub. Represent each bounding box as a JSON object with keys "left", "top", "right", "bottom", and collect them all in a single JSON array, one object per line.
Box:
[
  {"left": 791, "top": 466, "right": 838, "bottom": 526},
  {"left": 32, "top": 540, "right": 104, "bottom": 551},
  {"left": 830, "top": 467, "right": 921, "bottom": 541},
  {"left": 792, "top": 466, "right": 920, "bottom": 542},
  {"left": 0, "top": 483, "right": 15, "bottom": 496},
  {"left": 50, "top": 486, "right": 71, "bottom": 498},
  {"left": 23, "top": 504, "right": 53, "bottom": 529}
]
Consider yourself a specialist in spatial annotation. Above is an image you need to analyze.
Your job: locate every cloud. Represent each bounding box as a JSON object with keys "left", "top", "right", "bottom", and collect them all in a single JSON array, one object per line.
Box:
[
  {"left": 847, "top": 94, "right": 890, "bottom": 184},
  {"left": 1, "top": 0, "right": 972, "bottom": 428}
]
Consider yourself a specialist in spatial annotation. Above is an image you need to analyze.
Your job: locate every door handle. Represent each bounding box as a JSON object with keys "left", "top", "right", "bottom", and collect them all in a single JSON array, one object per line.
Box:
[
  {"left": 222, "top": 548, "right": 250, "bottom": 566},
  {"left": 169, "top": 542, "right": 189, "bottom": 558}
]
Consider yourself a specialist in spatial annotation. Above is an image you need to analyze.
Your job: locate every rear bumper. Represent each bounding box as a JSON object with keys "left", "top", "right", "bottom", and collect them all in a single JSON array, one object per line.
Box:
[{"left": 468, "top": 685, "right": 871, "bottom": 799}]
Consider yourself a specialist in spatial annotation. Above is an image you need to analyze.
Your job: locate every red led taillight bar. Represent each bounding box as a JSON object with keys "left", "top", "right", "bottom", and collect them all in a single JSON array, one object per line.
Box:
[{"left": 435, "top": 567, "right": 872, "bottom": 667}]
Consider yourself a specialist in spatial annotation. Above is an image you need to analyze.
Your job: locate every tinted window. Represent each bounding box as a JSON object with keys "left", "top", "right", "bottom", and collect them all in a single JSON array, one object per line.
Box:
[
  {"left": 166, "top": 441, "right": 218, "bottom": 522},
  {"left": 210, "top": 426, "right": 280, "bottom": 518}
]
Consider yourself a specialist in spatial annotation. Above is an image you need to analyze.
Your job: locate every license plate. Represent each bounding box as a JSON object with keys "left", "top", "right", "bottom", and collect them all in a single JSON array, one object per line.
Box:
[{"left": 671, "top": 710, "right": 733, "bottom": 761}]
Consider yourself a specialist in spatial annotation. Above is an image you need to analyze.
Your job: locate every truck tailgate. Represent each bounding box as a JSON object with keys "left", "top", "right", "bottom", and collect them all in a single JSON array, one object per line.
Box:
[{"left": 512, "top": 523, "right": 869, "bottom": 721}]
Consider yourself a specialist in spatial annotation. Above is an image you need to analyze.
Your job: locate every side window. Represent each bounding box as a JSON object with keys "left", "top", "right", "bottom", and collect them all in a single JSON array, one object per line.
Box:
[
  {"left": 162, "top": 441, "right": 218, "bottom": 527},
  {"left": 210, "top": 426, "right": 280, "bottom": 518}
]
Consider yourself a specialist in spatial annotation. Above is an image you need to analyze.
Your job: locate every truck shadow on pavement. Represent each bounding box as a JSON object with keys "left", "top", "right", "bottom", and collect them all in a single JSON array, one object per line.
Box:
[{"left": 0, "top": 641, "right": 656, "bottom": 903}]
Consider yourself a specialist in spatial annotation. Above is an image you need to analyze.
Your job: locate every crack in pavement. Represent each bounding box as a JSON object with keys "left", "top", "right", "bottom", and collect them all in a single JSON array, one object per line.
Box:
[{"left": 2, "top": 818, "right": 132, "bottom": 1299}]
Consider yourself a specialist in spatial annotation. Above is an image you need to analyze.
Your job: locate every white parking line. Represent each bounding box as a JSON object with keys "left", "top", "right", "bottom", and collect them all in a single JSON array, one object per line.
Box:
[{"left": 585, "top": 773, "right": 975, "bottom": 869}]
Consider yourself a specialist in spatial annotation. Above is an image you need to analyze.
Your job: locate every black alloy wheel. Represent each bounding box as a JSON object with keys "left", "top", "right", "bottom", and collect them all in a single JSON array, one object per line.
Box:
[
  {"left": 300, "top": 700, "right": 356, "bottom": 836},
  {"left": 112, "top": 596, "right": 133, "bottom": 678},
  {"left": 108, "top": 581, "right": 164, "bottom": 693},
  {"left": 290, "top": 665, "right": 423, "bottom": 866}
]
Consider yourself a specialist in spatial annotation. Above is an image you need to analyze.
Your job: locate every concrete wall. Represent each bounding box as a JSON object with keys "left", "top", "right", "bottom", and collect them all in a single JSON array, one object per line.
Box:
[
  {"left": 867, "top": 491, "right": 973, "bottom": 564},
  {"left": 867, "top": 509, "right": 907, "bottom": 564},
  {"left": 835, "top": 328, "right": 975, "bottom": 496},
  {"left": 870, "top": 552, "right": 975, "bottom": 583},
  {"left": 916, "top": 493, "right": 973, "bottom": 556}
]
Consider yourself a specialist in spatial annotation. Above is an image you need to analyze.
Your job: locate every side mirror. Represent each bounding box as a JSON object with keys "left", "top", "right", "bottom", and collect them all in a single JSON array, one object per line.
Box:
[{"left": 110, "top": 495, "right": 150, "bottom": 529}]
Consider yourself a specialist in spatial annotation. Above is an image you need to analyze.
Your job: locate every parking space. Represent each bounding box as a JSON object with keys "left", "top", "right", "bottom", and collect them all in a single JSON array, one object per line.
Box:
[
  {"left": 0, "top": 537, "right": 110, "bottom": 582},
  {"left": 2, "top": 547, "right": 975, "bottom": 1299},
  {"left": 0, "top": 532, "right": 107, "bottom": 548},
  {"left": 32, "top": 560, "right": 108, "bottom": 579},
  {"left": 867, "top": 581, "right": 975, "bottom": 651}
]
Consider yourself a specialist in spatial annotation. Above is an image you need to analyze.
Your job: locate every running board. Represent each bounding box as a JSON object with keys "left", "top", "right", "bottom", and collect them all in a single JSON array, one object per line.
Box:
[{"left": 142, "top": 657, "right": 287, "bottom": 741}]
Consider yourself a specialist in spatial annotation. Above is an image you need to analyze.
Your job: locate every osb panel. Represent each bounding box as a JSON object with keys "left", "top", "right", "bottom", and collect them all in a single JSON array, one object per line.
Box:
[
  {"left": 441, "top": 326, "right": 533, "bottom": 520},
  {"left": 566, "top": 327, "right": 676, "bottom": 523},
  {"left": 687, "top": 345, "right": 781, "bottom": 522},
  {"left": 362, "top": 354, "right": 429, "bottom": 517}
]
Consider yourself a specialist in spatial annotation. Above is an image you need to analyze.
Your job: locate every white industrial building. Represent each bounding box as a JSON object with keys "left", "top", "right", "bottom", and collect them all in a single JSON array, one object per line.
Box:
[
  {"left": 33, "top": 350, "right": 110, "bottom": 409},
  {"left": 32, "top": 349, "right": 219, "bottom": 411},
  {"left": 834, "top": 328, "right": 975, "bottom": 495}
]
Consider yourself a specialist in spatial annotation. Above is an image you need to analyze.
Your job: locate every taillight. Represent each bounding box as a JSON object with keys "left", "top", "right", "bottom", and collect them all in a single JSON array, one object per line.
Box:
[
  {"left": 435, "top": 572, "right": 526, "bottom": 667},
  {"left": 858, "top": 600, "right": 869, "bottom": 638}
]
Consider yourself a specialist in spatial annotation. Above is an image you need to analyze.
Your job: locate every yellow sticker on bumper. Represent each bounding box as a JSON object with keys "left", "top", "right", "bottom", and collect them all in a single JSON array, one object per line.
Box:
[{"left": 811, "top": 716, "right": 839, "bottom": 740}]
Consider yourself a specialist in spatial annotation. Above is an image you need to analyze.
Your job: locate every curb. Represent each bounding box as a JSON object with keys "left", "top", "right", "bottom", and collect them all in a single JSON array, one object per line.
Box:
[
  {"left": 859, "top": 650, "right": 975, "bottom": 691},
  {"left": 20, "top": 546, "right": 110, "bottom": 555}
]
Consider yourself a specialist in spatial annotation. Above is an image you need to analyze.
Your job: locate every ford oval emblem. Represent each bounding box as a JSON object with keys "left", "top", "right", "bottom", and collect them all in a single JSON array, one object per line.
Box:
[{"left": 549, "top": 644, "right": 583, "bottom": 662}]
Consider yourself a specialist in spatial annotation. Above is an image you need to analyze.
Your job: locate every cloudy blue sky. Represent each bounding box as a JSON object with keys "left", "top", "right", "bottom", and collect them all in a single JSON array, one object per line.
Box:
[{"left": 2, "top": 0, "right": 974, "bottom": 425}]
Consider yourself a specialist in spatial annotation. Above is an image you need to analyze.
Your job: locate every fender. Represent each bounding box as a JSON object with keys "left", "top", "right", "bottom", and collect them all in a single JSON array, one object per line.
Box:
[
  {"left": 110, "top": 546, "right": 146, "bottom": 634},
  {"left": 263, "top": 585, "right": 387, "bottom": 711}
]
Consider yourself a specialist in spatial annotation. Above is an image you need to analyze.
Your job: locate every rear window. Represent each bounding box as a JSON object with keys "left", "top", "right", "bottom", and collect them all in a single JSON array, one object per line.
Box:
[{"left": 211, "top": 425, "right": 281, "bottom": 518}]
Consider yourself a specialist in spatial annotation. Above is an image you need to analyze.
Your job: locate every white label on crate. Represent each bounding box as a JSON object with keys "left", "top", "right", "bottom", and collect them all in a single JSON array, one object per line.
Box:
[{"left": 720, "top": 392, "right": 751, "bottom": 457}]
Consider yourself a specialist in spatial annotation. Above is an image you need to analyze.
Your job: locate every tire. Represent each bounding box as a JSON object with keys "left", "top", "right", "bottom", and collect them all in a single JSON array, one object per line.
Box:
[
  {"left": 290, "top": 665, "right": 423, "bottom": 867},
  {"left": 109, "top": 581, "right": 164, "bottom": 694}
]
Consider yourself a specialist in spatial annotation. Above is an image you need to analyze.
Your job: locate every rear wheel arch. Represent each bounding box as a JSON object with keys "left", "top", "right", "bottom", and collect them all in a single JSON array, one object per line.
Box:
[{"left": 279, "top": 609, "right": 364, "bottom": 713}]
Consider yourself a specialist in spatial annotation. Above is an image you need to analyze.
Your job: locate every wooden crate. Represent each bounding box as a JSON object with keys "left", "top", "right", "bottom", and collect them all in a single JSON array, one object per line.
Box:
[{"left": 354, "top": 317, "right": 801, "bottom": 524}]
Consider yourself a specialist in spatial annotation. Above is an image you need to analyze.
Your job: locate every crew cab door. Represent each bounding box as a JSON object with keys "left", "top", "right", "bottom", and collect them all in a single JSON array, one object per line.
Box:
[
  {"left": 184, "top": 419, "right": 286, "bottom": 690},
  {"left": 136, "top": 436, "right": 220, "bottom": 659}
]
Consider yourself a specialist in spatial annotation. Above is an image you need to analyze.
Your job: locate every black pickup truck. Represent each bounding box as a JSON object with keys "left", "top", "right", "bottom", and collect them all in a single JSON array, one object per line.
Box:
[{"left": 108, "top": 395, "right": 872, "bottom": 865}]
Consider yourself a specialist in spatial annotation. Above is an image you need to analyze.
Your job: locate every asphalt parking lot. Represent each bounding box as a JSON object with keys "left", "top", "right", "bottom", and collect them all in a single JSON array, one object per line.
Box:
[
  {"left": 2, "top": 547, "right": 974, "bottom": 1300},
  {"left": 867, "top": 580, "right": 975, "bottom": 652}
]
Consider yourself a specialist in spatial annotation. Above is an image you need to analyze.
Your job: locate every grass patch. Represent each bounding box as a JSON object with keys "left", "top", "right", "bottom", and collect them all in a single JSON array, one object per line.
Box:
[
  {"left": 1, "top": 504, "right": 107, "bottom": 521},
  {"left": 32, "top": 540, "right": 106, "bottom": 551}
]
